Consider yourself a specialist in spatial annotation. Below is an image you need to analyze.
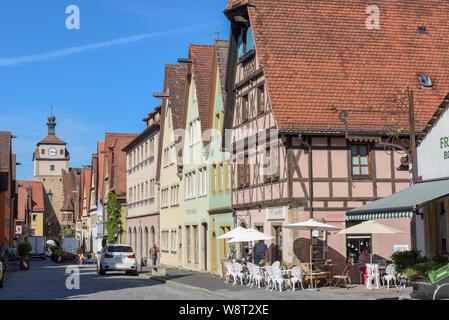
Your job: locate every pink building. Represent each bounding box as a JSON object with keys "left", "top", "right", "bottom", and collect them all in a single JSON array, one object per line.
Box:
[
  {"left": 222, "top": 0, "right": 449, "bottom": 279},
  {"left": 123, "top": 107, "right": 162, "bottom": 264}
]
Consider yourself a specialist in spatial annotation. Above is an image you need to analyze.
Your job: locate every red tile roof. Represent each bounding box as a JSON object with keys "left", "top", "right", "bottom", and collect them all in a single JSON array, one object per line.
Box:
[
  {"left": 37, "top": 134, "right": 67, "bottom": 145},
  {"left": 226, "top": 0, "right": 449, "bottom": 134},
  {"left": 17, "top": 185, "right": 30, "bottom": 221},
  {"left": 187, "top": 44, "right": 215, "bottom": 142},
  {"left": 156, "top": 64, "right": 189, "bottom": 181},
  {"left": 18, "top": 181, "right": 44, "bottom": 212}
]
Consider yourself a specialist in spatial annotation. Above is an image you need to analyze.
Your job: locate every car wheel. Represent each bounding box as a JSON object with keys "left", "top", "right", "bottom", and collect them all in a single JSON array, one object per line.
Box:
[
  {"left": 131, "top": 270, "right": 137, "bottom": 276},
  {"left": 98, "top": 264, "right": 105, "bottom": 275}
]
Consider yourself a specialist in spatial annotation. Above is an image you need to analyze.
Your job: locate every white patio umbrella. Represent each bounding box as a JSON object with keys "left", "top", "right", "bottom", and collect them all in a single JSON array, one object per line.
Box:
[
  {"left": 336, "top": 220, "right": 404, "bottom": 263},
  {"left": 227, "top": 230, "right": 274, "bottom": 243},
  {"left": 283, "top": 219, "right": 341, "bottom": 288},
  {"left": 217, "top": 226, "right": 252, "bottom": 239}
]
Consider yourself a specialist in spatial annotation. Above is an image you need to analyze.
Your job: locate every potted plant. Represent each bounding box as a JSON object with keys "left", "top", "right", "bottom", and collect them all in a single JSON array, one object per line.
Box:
[{"left": 18, "top": 242, "right": 32, "bottom": 270}]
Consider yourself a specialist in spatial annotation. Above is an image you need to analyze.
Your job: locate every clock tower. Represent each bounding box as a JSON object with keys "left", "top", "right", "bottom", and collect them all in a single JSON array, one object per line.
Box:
[{"left": 33, "top": 107, "right": 70, "bottom": 234}]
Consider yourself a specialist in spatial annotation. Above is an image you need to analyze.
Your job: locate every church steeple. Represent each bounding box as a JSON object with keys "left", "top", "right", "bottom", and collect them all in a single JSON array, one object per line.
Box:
[{"left": 47, "top": 101, "right": 56, "bottom": 135}]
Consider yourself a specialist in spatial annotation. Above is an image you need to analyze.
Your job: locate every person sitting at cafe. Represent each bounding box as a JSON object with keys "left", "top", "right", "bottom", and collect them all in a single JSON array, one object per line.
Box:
[
  {"left": 252, "top": 240, "right": 269, "bottom": 266},
  {"left": 357, "top": 246, "right": 370, "bottom": 282}
]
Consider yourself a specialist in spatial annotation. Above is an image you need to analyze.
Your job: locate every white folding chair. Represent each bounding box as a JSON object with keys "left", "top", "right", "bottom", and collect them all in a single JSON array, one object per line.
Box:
[{"left": 252, "top": 264, "right": 263, "bottom": 288}]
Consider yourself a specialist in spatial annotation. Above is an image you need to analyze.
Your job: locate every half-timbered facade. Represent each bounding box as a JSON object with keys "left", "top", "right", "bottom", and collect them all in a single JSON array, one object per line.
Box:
[{"left": 223, "top": 0, "right": 449, "bottom": 276}]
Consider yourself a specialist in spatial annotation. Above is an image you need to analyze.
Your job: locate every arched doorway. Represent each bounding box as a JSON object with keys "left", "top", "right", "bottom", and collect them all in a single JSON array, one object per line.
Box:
[
  {"left": 144, "top": 226, "right": 149, "bottom": 259},
  {"left": 150, "top": 226, "right": 155, "bottom": 246},
  {"left": 133, "top": 227, "right": 137, "bottom": 254}
]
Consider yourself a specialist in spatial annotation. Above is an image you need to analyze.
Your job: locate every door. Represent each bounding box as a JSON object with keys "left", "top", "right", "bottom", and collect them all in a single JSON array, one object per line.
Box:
[
  {"left": 271, "top": 225, "right": 283, "bottom": 262},
  {"left": 202, "top": 223, "right": 208, "bottom": 271},
  {"left": 178, "top": 226, "right": 183, "bottom": 266},
  {"left": 210, "top": 229, "right": 217, "bottom": 273},
  {"left": 433, "top": 201, "right": 448, "bottom": 255}
]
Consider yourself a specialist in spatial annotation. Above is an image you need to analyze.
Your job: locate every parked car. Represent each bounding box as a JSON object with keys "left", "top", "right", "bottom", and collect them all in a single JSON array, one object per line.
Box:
[
  {"left": 97, "top": 244, "right": 137, "bottom": 276},
  {"left": 0, "top": 259, "right": 4, "bottom": 288}
]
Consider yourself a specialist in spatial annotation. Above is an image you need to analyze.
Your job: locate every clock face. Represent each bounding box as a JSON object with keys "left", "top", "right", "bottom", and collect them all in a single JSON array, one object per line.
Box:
[{"left": 48, "top": 147, "right": 57, "bottom": 157}]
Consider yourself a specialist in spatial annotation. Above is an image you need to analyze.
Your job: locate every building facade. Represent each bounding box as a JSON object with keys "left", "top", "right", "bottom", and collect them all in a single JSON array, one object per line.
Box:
[
  {"left": 0, "top": 131, "right": 16, "bottom": 248},
  {"left": 222, "top": 0, "right": 449, "bottom": 277},
  {"left": 124, "top": 106, "right": 161, "bottom": 264},
  {"left": 207, "top": 40, "right": 234, "bottom": 276},
  {"left": 181, "top": 44, "right": 214, "bottom": 272},
  {"left": 158, "top": 64, "right": 188, "bottom": 268}
]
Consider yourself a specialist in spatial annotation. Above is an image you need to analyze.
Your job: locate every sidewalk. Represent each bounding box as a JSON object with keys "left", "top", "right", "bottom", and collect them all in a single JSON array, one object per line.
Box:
[{"left": 138, "top": 266, "right": 410, "bottom": 300}]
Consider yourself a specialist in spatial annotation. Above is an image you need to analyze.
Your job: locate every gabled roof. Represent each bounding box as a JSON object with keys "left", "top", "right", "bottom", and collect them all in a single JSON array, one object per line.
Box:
[
  {"left": 104, "top": 133, "right": 138, "bottom": 198},
  {"left": 225, "top": 0, "right": 449, "bottom": 134},
  {"left": 184, "top": 44, "right": 215, "bottom": 143},
  {"left": 18, "top": 181, "right": 44, "bottom": 212},
  {"left": 156, "top": 64, "right": 188, "bottom": 181},
  {"left": 17, "top": 184, "right": 31, "bottom": 220},
  {"left": 208, "top": 40, "right": 230, "bottom": 130}
]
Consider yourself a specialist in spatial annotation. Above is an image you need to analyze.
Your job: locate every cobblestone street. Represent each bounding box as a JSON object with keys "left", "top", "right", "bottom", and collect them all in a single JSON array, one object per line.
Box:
[
  {"left": 0, "top": 259, "right": 221, "bottom": 300},
  {"left": 0, "top": 259, "right": 412, "bottom": 300}
]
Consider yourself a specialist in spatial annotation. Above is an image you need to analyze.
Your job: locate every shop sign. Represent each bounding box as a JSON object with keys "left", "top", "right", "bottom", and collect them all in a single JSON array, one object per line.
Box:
[
  {"left": 393, "top": 245, "right": 409, "bottom": 252},
  {"left": 440, "top": 136, "right": 449, "bottom": 160},
  {"left": 266, "top": 206, "right": 286, "bottom": 220}
]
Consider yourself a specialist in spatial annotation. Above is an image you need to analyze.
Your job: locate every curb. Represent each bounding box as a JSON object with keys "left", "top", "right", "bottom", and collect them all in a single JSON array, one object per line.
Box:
[{"left": 139, "top": 273, "right": 232, "bottom": 300}]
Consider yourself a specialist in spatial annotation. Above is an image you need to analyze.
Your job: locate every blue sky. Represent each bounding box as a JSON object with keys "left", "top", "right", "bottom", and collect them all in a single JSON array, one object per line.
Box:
[{"left": 0, "top": 0, "right": 230, "bottom": 180}]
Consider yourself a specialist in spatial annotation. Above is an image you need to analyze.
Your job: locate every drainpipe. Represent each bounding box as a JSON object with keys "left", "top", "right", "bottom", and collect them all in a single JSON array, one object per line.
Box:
[{"left": 299, "top": 135, "right": 313, "bottom": 219}]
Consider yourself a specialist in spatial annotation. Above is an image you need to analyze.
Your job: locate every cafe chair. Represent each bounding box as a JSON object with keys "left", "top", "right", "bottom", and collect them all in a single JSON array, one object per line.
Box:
[
  {"left": 382, "top": 264, "right": 398, "bottom": 289},
  {"left": 332, "top": 263, "right": 353, "bottom": 288}
]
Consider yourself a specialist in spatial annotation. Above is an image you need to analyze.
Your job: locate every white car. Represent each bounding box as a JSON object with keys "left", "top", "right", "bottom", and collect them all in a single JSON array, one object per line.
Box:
[{"left": 97, "top": 244, "right": 137, "bottom": 276}]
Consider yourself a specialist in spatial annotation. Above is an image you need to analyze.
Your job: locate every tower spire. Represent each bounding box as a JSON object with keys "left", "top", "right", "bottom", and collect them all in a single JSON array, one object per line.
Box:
[{"left": 47, "top": 101, "right": 56, "bottom": 135}]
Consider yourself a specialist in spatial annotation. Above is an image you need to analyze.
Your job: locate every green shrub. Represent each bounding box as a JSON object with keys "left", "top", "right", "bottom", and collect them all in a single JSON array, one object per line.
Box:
[
  {"left": 18, "top": 242, "right": 32, "bottom": 257},
  {"left": 54, "top": 249, "right": 65, "bottom": 257},
  {"left": 391, "top": 250, "right": 428, "bottom": 271}
]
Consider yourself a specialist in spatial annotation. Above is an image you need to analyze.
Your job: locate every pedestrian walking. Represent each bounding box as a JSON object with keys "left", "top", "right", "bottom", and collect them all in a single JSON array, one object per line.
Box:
[
  {"left": 149, "top": 243, "right": 159, "bottom": 266},
  {"left": 252, "top": 240, "right": 269, "bottom": 266}
]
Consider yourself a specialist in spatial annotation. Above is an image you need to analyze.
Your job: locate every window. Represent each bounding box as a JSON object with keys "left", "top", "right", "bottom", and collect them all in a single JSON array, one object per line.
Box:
[
  {"left": 185, "top": 171, "right": 196, "bottom": 199},
  {"left": 50, "top": 165, "right": 55, "bottom": 171},
  {"left": 198, "top": 167, "right": 207, "bottom": 196},
  {"left": 211, "top": 164, "right": 217, "bottom": 194},
  {"left": 170, "top": 184, "right": 179, "bottom": 206},
  {"left": 257, "top": 85, "right": 265, "bottom": 114},
  {"left": 237, "top": 26, "right": 255, "bottom": 59},
  {"left": 244, "top": 154, "right": 250, "bottom": 186},
  {"left": 217, "top": 163, "right": 223, "bottom": 192},
  {"left": 242, "top": 95, "right": 248, "bottom": 122},
  {"left": 264, "top": 141, "right": 280, "bottom": 182},
  {"left": 41, "top": 149, "right": 45, "bottom": 155},
  {"left": 32, "top": 215, "right": 38, "bottom": 222},
  {"left": 186, "top": 226, "right": 191, "bottom": 263},
  {"left": 351, "top": 144, "right": 371, "bottom": 177},
  {"left": 237, "top": 154, "right": 244, "bottom": 188},
  {"left": 224, "top": 163, "right": 231, "bottom": 191},
  {"left": 193, "top": 225, "right": 198, "bottom": 264},
  {"left": 60, "top": 149, "right": 63, "bottom": 155},
  {"left": 145, "top": 142, "right": 148, "bottom": 159},
  {"left": 150, "top": 138, "right": 155, "bottom": 157},
  {"left": 145, "top": 181, "right": 148, "bottom": 198},
  {"left": 419, "top": 75, "right": 432, "bottom": 89}
]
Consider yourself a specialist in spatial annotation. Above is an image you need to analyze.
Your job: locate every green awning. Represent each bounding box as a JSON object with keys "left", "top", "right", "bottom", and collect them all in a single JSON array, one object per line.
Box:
[
  {"left": 346, "top": 211, "right": 413, "bottom": 221},
  {"left": 347, "top": 178, "right": 449, "bottom": 220}
]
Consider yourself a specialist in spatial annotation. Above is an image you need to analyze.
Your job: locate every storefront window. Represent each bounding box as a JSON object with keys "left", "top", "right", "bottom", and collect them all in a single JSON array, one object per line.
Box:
[{"left": 345, "top": 220, "right": 371, "bottom": 262}]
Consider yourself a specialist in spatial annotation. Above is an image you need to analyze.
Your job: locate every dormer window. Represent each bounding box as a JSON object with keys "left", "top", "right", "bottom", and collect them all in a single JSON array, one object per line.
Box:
[
  {"left": 238, "top": 26, "right": 255, "bottom": 59},
  {"left": 417, "top": 26, "right": 427, "bottom": 34},
  {"left": 419, "top": 75, "right": 433, "bottom": 89}
]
